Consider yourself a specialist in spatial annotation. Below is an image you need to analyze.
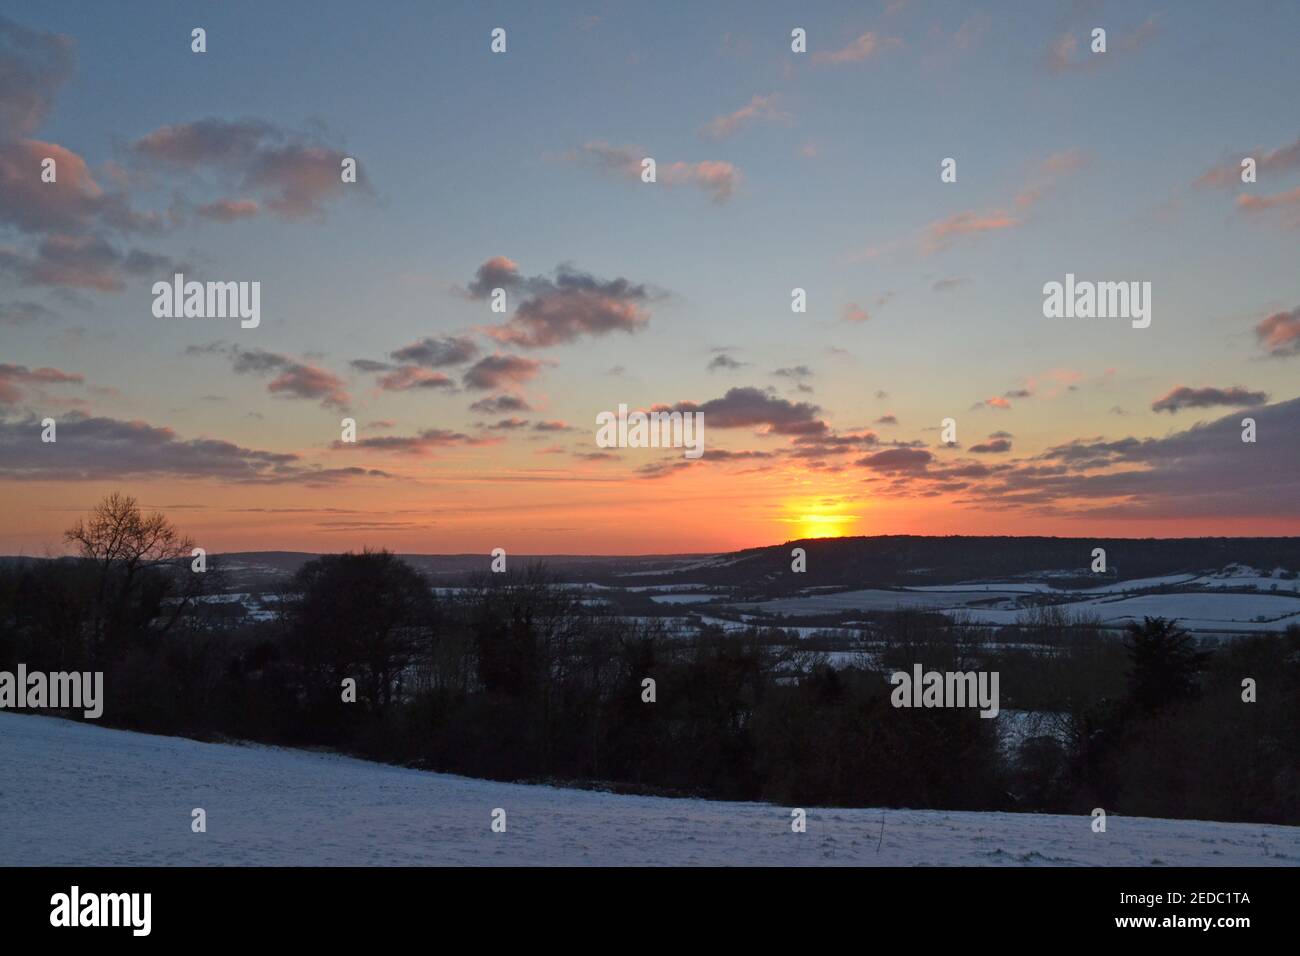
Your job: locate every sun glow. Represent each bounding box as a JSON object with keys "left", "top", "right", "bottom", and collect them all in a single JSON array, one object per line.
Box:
[{"left": 794, "top": 512, "right": 856, "bottom": 540}]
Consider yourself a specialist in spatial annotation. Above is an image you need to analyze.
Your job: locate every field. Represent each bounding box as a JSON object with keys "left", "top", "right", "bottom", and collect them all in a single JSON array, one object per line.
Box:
[{"left": 2, "top": 713, "right": 1296, "bottom": 867}]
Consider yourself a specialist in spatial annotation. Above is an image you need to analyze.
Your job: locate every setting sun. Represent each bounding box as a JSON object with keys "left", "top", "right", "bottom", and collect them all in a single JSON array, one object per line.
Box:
[{"left": 795, "top": 512, "right": 857, "bottom": 540}]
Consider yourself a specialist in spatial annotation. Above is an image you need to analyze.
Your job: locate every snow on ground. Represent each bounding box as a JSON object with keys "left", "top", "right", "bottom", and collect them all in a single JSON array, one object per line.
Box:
[
  {"left": 733, "top": 589, "right": 1300, "bottom": 633},
  {"left": 1, "top": 713, "right": 1296, "bottom": 867},
  {"left": 964, "top": 593, "right": 1300, "bottom": 632},
  {"left": 736, "top": 589, "right": 1029, "bottom": 615},
  {"left": 651, "top": 594, "right": 717, "bottom": 604}
]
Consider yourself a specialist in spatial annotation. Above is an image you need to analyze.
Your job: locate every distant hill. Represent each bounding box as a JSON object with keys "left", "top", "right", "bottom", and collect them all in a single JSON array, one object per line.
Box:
[
  {"left": 669, "top": 535, "right": 1300, "bottom": 594},
  {"left": 5, "top": 536, "right": 1297, "bottom": 592}
]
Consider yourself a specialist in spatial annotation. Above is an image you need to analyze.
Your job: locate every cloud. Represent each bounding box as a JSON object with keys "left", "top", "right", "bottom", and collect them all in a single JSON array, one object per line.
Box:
[
  {"left": 468, "top": 259, "right": 654, "bottom": 348},
  {"left": 0, "top": 300, "right": 56, "bottom": 326},
  {"left": 789, "top": 431, "right": 879, "bottom": 459},
  {"left": 0, "top": 17, "right": 74, "bottom": 141},
  {"left": 0, "top": 234, "right": 180, "bottom": 292},
  {"left": 658, "top": 386, "right": 825, "bottom": 436},
  {"left": 991, "top": 399, "right": 1300, "bottom": 519},
  {"left": 932, "top": 277, "right": 970, "bottom": 292},
  {"left": 349, "top": 358, "right": 394, "bottom": 373},
  {"left": 133, "top": 118, "right": 366, "bottom": 220},
  {"left": 774, "top": 365, "right": 813, "bottom": 380},
  {"left": 464, "top": 256, "right": 522, "bottom": 298},
  {"left": 969, "top": 437, "right": 1012, "bottom": 454},
  {"left": 389, "top": 335, "right": 480, "bottom": 367},
  {"left": 812, "top": 32, "right": 898, "bottom": 66},
  {"left": 462, "top": 353, "right": 545, "bottom": 390},
  {"left": 0, "top": 411, "right": 384, "bottom": 484},
  {"left": 1045, "top": 16, "right": 1158, "bottom": 75},
  {"left": 468, "top": 394, "right": 531, "bottom": 414},
  {"left": 842, "top": 302, "right": 872, "bottom": 323},
  {"left": 195, "top": 198, "right": 259, "bottom": 221},
  {"left": 1151, "top": 385, "right": 1269, "bottom": 414},
  {"left": 0, "top": 363, "right": 83, "bottom": 404},
  {"left": 0, "top": 139, "right": 111, "bottom": 234},
  {"left": 875, "top": 414, "right": 898, "bottom": 425},
  {"left": 1255, "top": 306, "right": 1300, "bottom": 357},
  {"left": 922, "top": 210, "right": 1019, "bottom": 252},
  {"left": 699, "top": 94, "right": 789, "bottom": 140},
  {"left": 913, "top": 151, "right": 1083, "bottom": 253},
  {"left": 857, "top": 447, "right": 933, "bottom": 472},
  {"left": 972, "top": 396, "right": 1012, "bottom": 410},
  {"left": 0, "top": 20, "right": 185, "bottom": 295},
  {"left": 1234, "top": 186, "right": 1300, "bottom": 225},
  {"left": 267, "top": 364, "right": 351, "bottom": 410},
  {"left": 1195, "top": 136, "right": 1300, "bottom": 189},
  {"left": 564, "top": 141, "right": 741, "bottom": 203},
  {"left": 331, "top": 428, "right": 499, "bottom": 456},
  {"left": 375, "top": 367, "right": 456, "bottom": 392},
  {"left": 189, "top": 344, "right": 350, "bottom": 409},
  {"left": 708, "top": 354, "right": 746, "bottom": 371}
]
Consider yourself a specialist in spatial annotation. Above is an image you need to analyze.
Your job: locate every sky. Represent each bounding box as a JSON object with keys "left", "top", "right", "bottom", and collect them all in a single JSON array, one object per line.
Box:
[{"left": 1, "top": 0, "right": 1298, "bottom": 555}]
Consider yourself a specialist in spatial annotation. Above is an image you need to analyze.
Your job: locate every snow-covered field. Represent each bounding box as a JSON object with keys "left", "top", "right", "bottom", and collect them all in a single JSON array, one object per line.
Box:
[
  {"left": 1, "top": 713, "right": 1296, "bottom": 867},
  {"left": 734, "top": 588, "right": 1300, "bottom": 633}
]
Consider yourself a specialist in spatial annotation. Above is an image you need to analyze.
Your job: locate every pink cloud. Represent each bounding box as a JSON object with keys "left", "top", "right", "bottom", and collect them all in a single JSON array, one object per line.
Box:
[
  {"left": 922, "top": 210, "right": 1018, "bottom": 251},
  {"left": 812, "top": 33, "right": 898, "bottom": 65},
  {"left": 1255, "top": 306, "right": 1300, "bottom": 357}
]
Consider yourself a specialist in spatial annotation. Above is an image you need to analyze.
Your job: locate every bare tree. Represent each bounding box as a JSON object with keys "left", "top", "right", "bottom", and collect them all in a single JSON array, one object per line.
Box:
[{"left": 64, "top": 493, "right": 196, "bottom": 654}]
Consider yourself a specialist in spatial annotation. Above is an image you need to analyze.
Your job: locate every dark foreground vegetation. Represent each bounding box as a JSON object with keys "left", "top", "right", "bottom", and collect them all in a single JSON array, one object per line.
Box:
[{"left": 2, "top": 495, "right": 1297, "bottom": 825}]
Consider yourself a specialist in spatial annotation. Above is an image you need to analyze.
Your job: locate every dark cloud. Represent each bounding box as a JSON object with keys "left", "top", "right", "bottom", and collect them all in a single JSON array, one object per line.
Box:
[
  {"left": 468, "top": 258, "right": 655, "bottom": 348},
  {"left": 463, "top": 353, "right": 544, "bottom": 390},
  {"left": 968, "top": 437, "right": 1012, "bottom": 454},
  {"left": 708, "top": 354, "right": 746, "bottom": 371},
  {"left": 189, "top": 344, "right": 350, "bottom": 409},
  {"left": 349, "top": 358, "right": 394, "bottom": 373},
  {"left": 376, "top": 367, "right": 456, "bottom": 392},
  {"left": 0, "top": 411, "right": 385, "bottom": 484},
  {"left": 658, "top": 386, "right": 824, "bottom": 435},
  {"left": 0, "top": 234, "right": 180, "bottom": 292},
  {"left": 0, "top": 362, "right": 83, "bottom": 403},
  {"left": 1151, "top": 385, "right": 1269, "bottom": 414},
  {"left": 390, "top": 335, "right": 480, "bottom": 368},
  {"left": 980, "top": 399, "right": 1300, "bottom": 519},
  {"left": 468, "top": 394, "right": 531, "bottom": 414},
  {"left": 331, "top": 428, "right": 500, "bottom": 456},
  {"left": 856, "top": 447, "right": 933, "bottom": 472},
  {"left": 773, "top": 365, "right": 813, "bottom": 381}
]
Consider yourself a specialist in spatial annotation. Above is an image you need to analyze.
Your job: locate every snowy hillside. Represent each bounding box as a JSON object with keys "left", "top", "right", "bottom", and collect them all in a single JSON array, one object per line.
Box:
[{"left": 1, "top": 713, "right": 1296, "bottom": 866}]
